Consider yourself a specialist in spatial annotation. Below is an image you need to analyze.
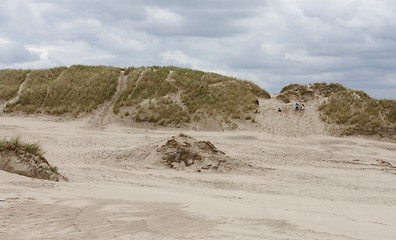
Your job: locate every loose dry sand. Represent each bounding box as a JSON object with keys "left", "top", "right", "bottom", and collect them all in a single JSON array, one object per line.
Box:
[{"left": 1, "top": 103, "right": 396, "bottom": 239}]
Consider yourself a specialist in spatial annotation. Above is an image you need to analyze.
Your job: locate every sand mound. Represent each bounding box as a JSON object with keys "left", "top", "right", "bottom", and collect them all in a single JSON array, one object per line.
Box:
[
  {"left": 0, "top": 146, "right": 66, "bottom": 182},
  {"left": 117, "top": 133, "right": 234, "bottom": 172},
  {"left": 158, "top": 134, "right": 233, "bottom": 171}
]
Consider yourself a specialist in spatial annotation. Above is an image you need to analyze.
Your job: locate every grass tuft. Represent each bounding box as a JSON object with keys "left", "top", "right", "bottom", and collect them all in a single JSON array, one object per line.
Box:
[{"left": 0, "top": 137, "right": 44, "bottom": 157}]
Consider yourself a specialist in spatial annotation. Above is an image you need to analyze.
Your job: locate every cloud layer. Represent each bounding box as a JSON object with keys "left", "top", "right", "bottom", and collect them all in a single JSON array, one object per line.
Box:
[{"left": 1, "top": 0, "right": 395, "bottom": 98}]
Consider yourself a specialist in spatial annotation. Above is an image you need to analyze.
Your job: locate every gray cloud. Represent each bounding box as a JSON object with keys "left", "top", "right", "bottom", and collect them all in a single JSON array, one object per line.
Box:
[
  {"left": 0, "top": 40, "right": 40, "bottom": 65},
  {"left": 0, "top": 0, "right": 395, "bottom": 98}
]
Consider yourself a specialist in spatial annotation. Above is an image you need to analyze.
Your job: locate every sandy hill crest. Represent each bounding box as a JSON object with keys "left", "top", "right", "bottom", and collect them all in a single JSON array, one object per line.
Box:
[{"left": 0, "top": 66, "right": 395, "bottom": 139}]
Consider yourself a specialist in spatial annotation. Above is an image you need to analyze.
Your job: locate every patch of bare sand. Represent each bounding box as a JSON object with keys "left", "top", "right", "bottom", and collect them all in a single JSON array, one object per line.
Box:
[
  {"left": 250, "top": 95, "right": 329, "bottom": 136},
  {"left": 0, "top": 116, "right": 395, "bottom": 239}
]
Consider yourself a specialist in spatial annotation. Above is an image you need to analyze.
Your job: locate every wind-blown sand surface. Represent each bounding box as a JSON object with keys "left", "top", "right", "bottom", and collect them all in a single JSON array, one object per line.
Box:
[{"left": 0, "top": 115, "right": 395, "bottom": 240}]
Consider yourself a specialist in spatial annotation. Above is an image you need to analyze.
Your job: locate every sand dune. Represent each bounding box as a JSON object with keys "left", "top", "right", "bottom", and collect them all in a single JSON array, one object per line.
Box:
[{"left": 0, "top": 110, "right": 395, "bottom": 239}]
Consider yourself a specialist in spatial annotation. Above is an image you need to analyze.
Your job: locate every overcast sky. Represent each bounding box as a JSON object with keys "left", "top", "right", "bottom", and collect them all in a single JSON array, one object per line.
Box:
[{"left": 1, "top": 0, "right": 395, "bottom": 99}]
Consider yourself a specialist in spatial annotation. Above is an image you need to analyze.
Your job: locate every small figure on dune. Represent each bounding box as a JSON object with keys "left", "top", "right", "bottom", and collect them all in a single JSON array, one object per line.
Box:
[
  {"left": 278, "top": 108, "right": 282, "bottom": 112},
  {"left": 301, "top": 104, "right": 305, "bottom": 110},
  {"left": 295, "top": 102, "right": 299, "bottom": 110},
  {"left": 255, "top": 99, "right": 259, "bottom": 105}
]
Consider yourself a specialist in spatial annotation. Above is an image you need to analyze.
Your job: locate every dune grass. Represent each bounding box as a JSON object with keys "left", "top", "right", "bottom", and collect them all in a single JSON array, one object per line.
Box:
[
  {"left": 0, "top": 137, "right": 43, "bottom": 157},
  {"left": 43, "top": 65, "right": 120, "bottom": 116},
  {"left": 277, "top": 83, "right": 346, "bottom": 103},
  {"left": 277, "top": 84, "right": 315, "bottom": 103},
  {"left": 135, "top": 97, "right": 190, "bottom": 125},
  {"left": 5, "top": 67, "right": 67, "bottom": 113},
  {"left": 114, "top": 66, "right": 269, "bottom": 126},
  {"left": 0, "top": 137, "right": 62, "bottom": 177},
  {"left": 2, "top": 65, "right": 270, "bottom": 127},
  {"left": 319, "top": 90, "right": 396, "bottom": 137},
  {"left": 172, "top": 68, "right": 268, "bottom": 121},
  {"left": 310, "top": 83, "right": 347, "bottom": 97},
  {"left": 0, "top": 69, "right": 30, "bottom": 101}
]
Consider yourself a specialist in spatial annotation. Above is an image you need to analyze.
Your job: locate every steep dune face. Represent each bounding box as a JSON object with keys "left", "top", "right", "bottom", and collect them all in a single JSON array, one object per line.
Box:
[
  {"left": 255, "top": 96, "right": 328, "bottom": 137},
  {"left": 270, "top": 83, "right": 396, "bottom": 139}
]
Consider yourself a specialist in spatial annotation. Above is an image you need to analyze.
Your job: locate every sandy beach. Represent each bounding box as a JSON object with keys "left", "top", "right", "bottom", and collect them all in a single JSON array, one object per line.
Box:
[{"left": 0, "top": 114, "right": 395, "bottom": 240}]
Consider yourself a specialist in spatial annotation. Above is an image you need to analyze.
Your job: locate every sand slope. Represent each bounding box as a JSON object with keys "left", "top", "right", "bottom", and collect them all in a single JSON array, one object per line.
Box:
[
  {"left": 255, "top": 96, "right": 328, "bottom": 136},
  {"left": 0, "top": 115, "right": 395, "bottom": 239}
]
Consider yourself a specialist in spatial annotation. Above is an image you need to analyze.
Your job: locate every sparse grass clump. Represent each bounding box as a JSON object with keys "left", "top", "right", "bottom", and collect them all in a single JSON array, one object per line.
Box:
[
  {"left": 319, "top": 90, "right": 396, "bottom": 137},
  {"left": 43, "top": 65, "right": 120, "bottom": 116},
  {"left": 0, "top": 69, "right": 30, "bottom": 100},
  {"left": 0, "top": 137, "right": 66, "bottom": 181},
  {"left": 0, "top": 137, "right": 43, "bottom": 157}
]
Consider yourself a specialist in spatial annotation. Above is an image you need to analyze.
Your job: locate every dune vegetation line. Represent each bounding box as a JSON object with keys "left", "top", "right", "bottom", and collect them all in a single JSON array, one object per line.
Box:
[{"left": 0, "top": 65, "right": 395, "bottom": 137}]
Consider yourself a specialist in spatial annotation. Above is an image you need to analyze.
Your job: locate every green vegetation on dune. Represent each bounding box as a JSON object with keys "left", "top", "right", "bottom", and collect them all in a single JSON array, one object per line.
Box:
[
  {"left": 0, "top": 137, "right": 43, "bottom": 157},
  {"left": 6, "top": 67, "right": 67, "bottom": 113},
  {"left": 1, "top": 65, "right": 394, "bottom": 136},
  {"left": 5, "top": 65, "right": 120, "bottom": 116},
  {"left": 2, "top": 65, "right": 270, "bottom": 127},
  {"left": 43, "top": 65, "right": 120, "bottom": 115},
  {"left": 310, "top": 83, "right": 347, "bottom": 98},
  {"left": 276, "top": 82, "right": 395, "bottom": 138},
  {"left": 0, "top": 137, "right": 66, "bottom": 181},
  {"left": 114, "top": 66, "right": 269, "bottom": 126},
  {"left": 0, "top": 69, "right": 30, "bottom": 100},
  {"left": 277, "top": 83, "right": 346, "bottom": 103},
  {"left": 319, "top": 90, "right": 396, "bottom": 137},
  {"left": 379, "top": 99, "right": 396, "bottom": 124}
]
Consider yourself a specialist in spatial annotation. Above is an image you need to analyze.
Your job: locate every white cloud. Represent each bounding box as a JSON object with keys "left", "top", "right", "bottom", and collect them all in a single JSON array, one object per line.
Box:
[
  {"left": 160, "top": 50, "right": 205, "bottom": 70},
  {"left": 145, "top": 6, "right": 182, "bottom": 25},
  {"left": 0, "top": 0, "right": 395, "bottom": 98}
]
